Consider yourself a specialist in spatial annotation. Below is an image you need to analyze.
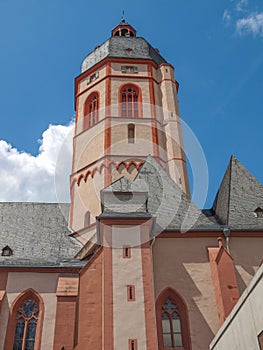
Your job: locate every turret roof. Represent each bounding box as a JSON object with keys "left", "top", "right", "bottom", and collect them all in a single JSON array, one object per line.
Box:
[{"left": 212, "top": 156, "right": 263, "bottom": 230}]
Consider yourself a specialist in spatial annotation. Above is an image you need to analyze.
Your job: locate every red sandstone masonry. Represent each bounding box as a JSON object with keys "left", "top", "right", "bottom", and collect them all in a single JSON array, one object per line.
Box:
[
  {"left": 208, "top": 238, "right": 240, "bottom": 325},
  {"left": 74, "top": 249, "right": 102, "bottom": 350}
]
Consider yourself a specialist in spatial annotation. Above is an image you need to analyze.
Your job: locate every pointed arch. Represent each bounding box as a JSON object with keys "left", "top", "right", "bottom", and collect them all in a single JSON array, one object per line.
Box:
[
  {"left": 84, "top": 170, "right": 93, "bottom": 182},
  {"left": 127, "top": 161, "right": 138, "bottom": 175},
  {"left": 5, "top": 288, "right": 44, "bottom": 350},
  {"left": 116, "top": 161, "right": 127, "bottom": 172},
  {"left": 136, "top": 161, "right": 144, "bottom": 170},
  {"left": 83, "top": 91, "right": 100, "bottom": 130},
  {"left": 98, "top": 163, "right": 107, "bottom": 174},
  {"left": 119, "top": 83, "right": 142, "bottom": 118},
  {"left": 156, "top": 287, "right": 192, "bottom": 350},
  {"left": 77, "top": 174, "right": 85, "bottom": 186}
]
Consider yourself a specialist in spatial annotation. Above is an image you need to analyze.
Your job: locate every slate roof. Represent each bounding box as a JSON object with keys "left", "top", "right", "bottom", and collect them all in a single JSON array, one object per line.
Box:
[
  {"left": 0, "top": 203, "right": 84, "bottom": 267},
  {"left": 81, "top": 36, "right": 167, "bottom": 73},
  {"left": 212, "top": 156, "right": 263, "bottom": 230},
  {"left": 100, "top": 156, "right": 222, "bottom": 233}
]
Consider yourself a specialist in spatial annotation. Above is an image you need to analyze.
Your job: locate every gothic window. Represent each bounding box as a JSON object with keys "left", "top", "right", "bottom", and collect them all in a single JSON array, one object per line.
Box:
[
  {"left": 83, "top": 92, "right": 99, "bottom": 129},
  {"left": 128, "top": 124, "right": 135, "bottom": 143},
  {"left": 120, "top": 85, "right": 140, "bottom": 118},
  {"left": 156, "top": 288, "right": 191, "bottom": 350},
  {"left": 13, "top": 298, "right": 39, "bottom": 350},
  {"left": 161, "top": 299, "right": 183, "bottom": 348},
  {"left": 4, "top": 289, "right": 43, "bottom": 350}
]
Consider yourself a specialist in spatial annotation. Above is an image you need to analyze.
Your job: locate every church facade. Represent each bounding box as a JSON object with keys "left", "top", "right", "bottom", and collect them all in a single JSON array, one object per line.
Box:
[{"left": 0, "top": 20, "right": 262, "bottom": 350}]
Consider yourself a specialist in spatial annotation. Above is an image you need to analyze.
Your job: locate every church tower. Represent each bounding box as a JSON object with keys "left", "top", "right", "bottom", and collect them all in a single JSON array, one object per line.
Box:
[{"left": 70, "top": 19, "right": 189, "bottom": 238}]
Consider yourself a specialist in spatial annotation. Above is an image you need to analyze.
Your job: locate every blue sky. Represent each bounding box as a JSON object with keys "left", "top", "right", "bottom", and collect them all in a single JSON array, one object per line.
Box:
[{"left": 0, "top": 0, "right": 262, "bottom": 207}]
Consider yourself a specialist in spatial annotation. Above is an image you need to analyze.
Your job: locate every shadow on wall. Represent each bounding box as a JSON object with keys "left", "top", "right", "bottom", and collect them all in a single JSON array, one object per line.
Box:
[{"left": 153, "top": 237, "right": 220, "bottom": 349}]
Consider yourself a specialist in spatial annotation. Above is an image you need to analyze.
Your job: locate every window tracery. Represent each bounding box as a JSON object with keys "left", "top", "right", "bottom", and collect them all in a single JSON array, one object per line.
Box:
[
  {"left": 13, "top": 298, "right": 39, "bottom": 350},
  {"left": 83, "top": 92, "right": 99, "bottom": 129},
  {"left": 120, "top": 85, "right": 140, "bottom": 118}
]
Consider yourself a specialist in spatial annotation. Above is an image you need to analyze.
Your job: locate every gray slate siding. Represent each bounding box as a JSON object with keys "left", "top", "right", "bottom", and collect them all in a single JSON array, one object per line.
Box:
[
  {"left": 213, "top": 156, "right": 263, "bottom": 230},
  {"left": 0, "top": 203, "right": 83, "bottom": 267},
  {"left": 81, "top": 37, "right": 167, "bottom": 73},
  {"left": 101, "top": 156, "right": 222, "bottom": 233}
]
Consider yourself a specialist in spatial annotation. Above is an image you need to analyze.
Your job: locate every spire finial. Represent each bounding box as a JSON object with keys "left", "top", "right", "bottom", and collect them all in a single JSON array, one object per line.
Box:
[{"left": 121, "top": 9, "right": 125, "bottom": 23}]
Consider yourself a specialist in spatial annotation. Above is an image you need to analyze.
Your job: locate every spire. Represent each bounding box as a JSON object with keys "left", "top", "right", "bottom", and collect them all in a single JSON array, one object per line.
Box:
[{"left": 121, "top": 9, "right": 125, "bottom": 23}]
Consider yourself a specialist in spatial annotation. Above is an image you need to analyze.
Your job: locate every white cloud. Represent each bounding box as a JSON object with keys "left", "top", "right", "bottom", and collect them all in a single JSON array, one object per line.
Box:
[
  {"left": 236, "top": 13, "right": 263, "bottom": 36},
  {"left": 0, "top": 123, "right": 74, "bottom": 202},
  {"left": 236, "top": 0, "right": 248, "bottom": 13},
  {"left": 223, "top": 10, "right": 232, "bottom": 25}
]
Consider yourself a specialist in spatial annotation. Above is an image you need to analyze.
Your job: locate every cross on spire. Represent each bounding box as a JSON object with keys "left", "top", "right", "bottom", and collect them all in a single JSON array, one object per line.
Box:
[{"left": 121, "top": 9, "right": 125, "bottom": 23}]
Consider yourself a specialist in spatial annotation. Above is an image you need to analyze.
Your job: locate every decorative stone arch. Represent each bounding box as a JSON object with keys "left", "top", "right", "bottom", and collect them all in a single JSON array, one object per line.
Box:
[
  {"left": 4, "top": 288, "right": 44, "bottom": 350},
  {"left": 119, "top": 83, "right": 142, "bottom": 118},
  {"left": 77, "top": 174, "right": 85, "bottom": 186},
  {"left": 156, "top": 287, "right": 192, "bottom": 350},
  {"left": 83, "top": 91, "right": 100, "bottom": 129}
]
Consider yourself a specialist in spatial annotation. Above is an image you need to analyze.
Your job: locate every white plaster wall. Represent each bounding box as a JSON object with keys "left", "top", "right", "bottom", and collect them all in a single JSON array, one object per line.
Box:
[
  {"left": 0, "top": 272, "right": 59, "bottom": 350},
  {"left": 210, "top": 266, "right": 263, "bottom": 350},
  {"left": 112, "top": 225, "right": 147, "bottom": 350}
]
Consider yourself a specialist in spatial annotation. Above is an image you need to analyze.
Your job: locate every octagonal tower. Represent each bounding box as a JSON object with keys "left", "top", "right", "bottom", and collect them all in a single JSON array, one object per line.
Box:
[{"left": 70, "top": 20, "right": 189, "bottom": 237}]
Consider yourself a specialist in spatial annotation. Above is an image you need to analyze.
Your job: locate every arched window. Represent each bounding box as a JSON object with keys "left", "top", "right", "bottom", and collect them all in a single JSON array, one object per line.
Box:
[
  {"left": 5, "top": 289, "right": 44, "bottom": 350},
  {"left": 83, "top": 92, "right": 99, "bottom": 129},
  {"left": 84, "top": 210, "right": 91, "bottom": 227},
  {"left": 120, "top": 85, "right": 140, "bottom": 118},
  {"left": 128, "top": 124, "right": 135, "bottom": 143},
  {"left": 161, "top": 299, "right": 183, "bottom": 348},
  {"left": 156, "top": 288, "right": 191, "bottom": 350}
]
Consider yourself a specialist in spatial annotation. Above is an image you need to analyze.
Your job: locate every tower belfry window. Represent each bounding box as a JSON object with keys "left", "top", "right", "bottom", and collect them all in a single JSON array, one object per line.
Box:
[
  {"left": 84, "top": 92, "right": 99, "bottom": 130},
  {"left": 121, "top": 85, "right": 139, "bottom": 118}
]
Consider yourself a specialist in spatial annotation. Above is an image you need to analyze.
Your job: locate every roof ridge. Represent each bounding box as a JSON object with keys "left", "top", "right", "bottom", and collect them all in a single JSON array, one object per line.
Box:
[{"left": 226, "top": 156, "right": 234, "bottom": 225}]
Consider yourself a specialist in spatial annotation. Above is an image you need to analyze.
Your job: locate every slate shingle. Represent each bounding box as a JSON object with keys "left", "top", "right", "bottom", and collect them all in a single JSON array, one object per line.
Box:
[
  {"left": 213, "top": 156, "right": 263, "bottom": 230},
  {"left": 0, "top": 203, "right": 83, "bottom": 267}
]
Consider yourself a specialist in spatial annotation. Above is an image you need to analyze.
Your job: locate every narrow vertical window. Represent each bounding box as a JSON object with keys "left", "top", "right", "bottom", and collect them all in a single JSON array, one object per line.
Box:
[
  {"left": 128, "top": 124, "right": 135, "bottom": 143},
  {"left": 84, "top": 211, "right": 91, "bottom": 227},
  {"left": 83, "top": 92, "right": 99, "bottom": 129},
  {"left": 127, "top": 285, "right": 135, "bottom": 301},
  {"left": 129, "top": 339, "right": 138, "bottom": 350},
  {"left": 120, "top": 85, "right": 140, "bottom": 118},
  {"left": 123, "top": 246, "right": 131, "bottom": 258}
]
